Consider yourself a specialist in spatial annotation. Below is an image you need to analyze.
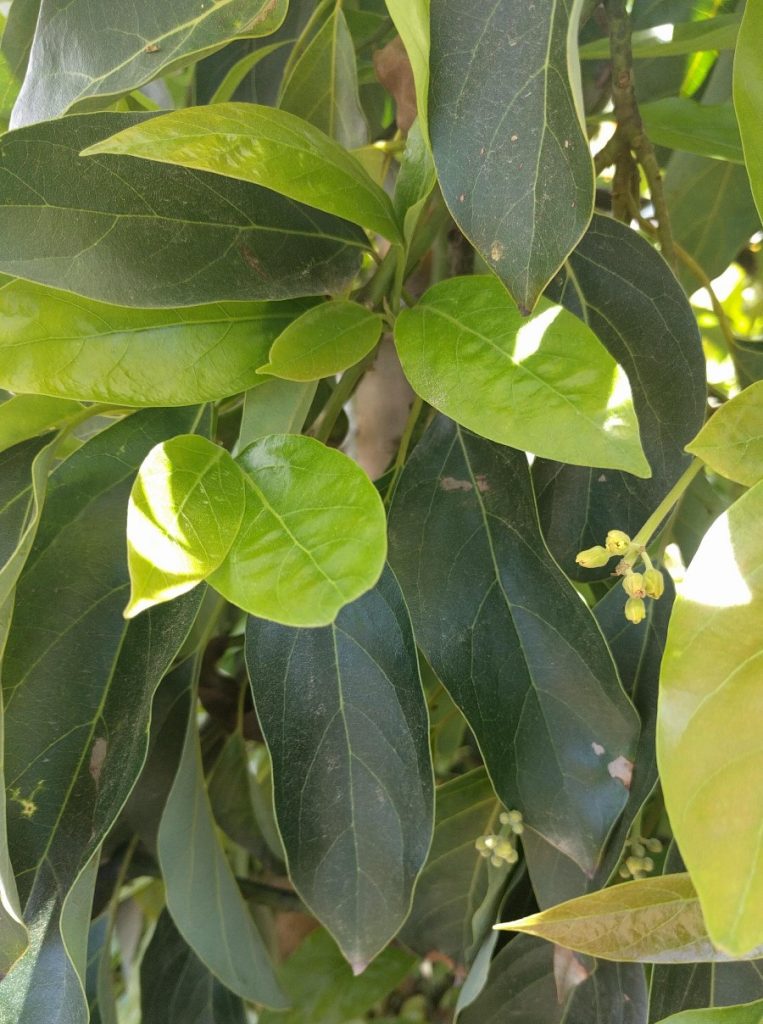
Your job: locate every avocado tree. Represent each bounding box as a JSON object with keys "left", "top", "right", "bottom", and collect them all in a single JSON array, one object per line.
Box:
[{"left": 0, "top": 0, "right": 762, "bottom": 1021}]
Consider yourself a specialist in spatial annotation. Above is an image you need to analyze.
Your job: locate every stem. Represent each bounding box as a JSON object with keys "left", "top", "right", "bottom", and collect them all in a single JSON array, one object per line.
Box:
[
  {"left": 236, "top": 878, "right": 304, "bottom": 913},
  {"left": 384, "top": 395, "right": 423, "bottom": 505},
  {"left": 311, "top": 356, "right": 374, "bottom": 444},
  {"left": 627, "top": 458, "right": 704, "bottom": 558}
]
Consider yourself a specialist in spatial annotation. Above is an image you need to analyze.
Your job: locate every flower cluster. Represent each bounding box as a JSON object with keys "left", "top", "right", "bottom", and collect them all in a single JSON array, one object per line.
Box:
[
  {"left": 618, "top": 834, "right": 663, "bottom": 880},
  {"left": 475, "top": 809, "right": 523, "bottom": 868},
  {"left": 575, "top": 530, "right": 665, "bottom": 625}
]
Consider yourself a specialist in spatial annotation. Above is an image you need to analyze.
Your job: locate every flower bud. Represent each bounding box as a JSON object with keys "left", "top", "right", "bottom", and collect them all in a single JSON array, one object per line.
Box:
[
  {"left": 643, "top": 568, "right": 665, "bottom": 599},
  {"left": 622, "top": 572, "right": 646, "bottom": 598},
  {"left": 606, "top": 529, "right": 631, "bottom": 555},
  {"left": 575, "top": 545, "right": 610, "bottom": 569},
  {"left": 624, "top": 597, "right": 646, "bottom": 624}
]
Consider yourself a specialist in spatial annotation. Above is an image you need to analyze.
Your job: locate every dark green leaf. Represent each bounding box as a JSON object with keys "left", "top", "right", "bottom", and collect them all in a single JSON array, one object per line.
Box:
[
  {"left": 83, "top": 104, "right": 401, "bottom": 243},
  {"left": 245, "top": 566, "right": 433, "bottom": 971},
  {"left": 428, "top": 0, "right": 594, "bottom": 312},
  {"left": 387, "top": 417, "right": 639, "bottom": 873},
  {"left": 142, "top": 909, "right": 247, "bottom": 1024},
  {"left": 10, "top": 0, "right": 287, "bottom": 127},
  {"left": 534, "top": 214, "right": 706, "bottom": 580},
  {"left": 0, "top": 276, "right": 312, "bottom": 406},
  {"left": 394, "top": 274, "right": 649, "bottom": 476},
  {"left": 0, "top": 113, "right": 365, "bottom": 308},
  {"left": 207, "top": 732, "right": 272, "bottom": 860},
  {"left": 210, "top": 435, "right": 387, "bottom": 628},
  {"left": 2, "top": 407, "right": 203, "bottom": 1020},
  {"left": 258, "top": 927, "right": 415, "bottom": 1024},
  {"left": 649, "top": 961, "right": 763, "bottom": 1021},
  {"left": 279, "top": 8, "right": 368, "bottom": 149}
]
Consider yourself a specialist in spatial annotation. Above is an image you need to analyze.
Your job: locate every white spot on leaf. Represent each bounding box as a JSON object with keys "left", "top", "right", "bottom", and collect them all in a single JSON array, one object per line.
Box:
[{"left": 608, "top": 755, "right": 634, "bottom": 789}]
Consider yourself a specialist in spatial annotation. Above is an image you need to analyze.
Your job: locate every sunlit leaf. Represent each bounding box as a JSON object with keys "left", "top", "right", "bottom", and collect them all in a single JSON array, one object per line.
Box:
[
  {"left": 0, "top": 394, "right": 83, "bottom": 454},
  {"left": 687, "top": 380, "right": 763, "bottom": 486},
  {"left": 735, "top": 1, "right": 763, "bottom": 223}
]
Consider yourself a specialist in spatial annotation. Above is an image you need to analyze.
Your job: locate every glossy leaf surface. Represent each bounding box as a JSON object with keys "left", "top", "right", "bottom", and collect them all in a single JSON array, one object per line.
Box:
[
  {"left": 387, "top": 418, "right": 639, "bottom": 872},
  {"left": 10, "top": 0, "right": 286, "bottom": 127},
  {"left": 0, "top": 113, "right": 365, "bottom": 307},
  {"left": 429, "top": 0, "right": 593, "bottom": 311},
  {"left": 394, "top": 275, "right": 649, "bottom": 476},
  {"left": 210, "top": 435, "right": 387, "bottom": 627},
  {"left": 735, "top": 1, "right": 763, "bottom": 223},
  {"left": 0, "top": 394, "right": 82, "bottom": 454},
  {"left": 498, "top": 874, "right": 763, "bottom": 964},
  {"left": 259, "top": 301, "right": 382, "bottom": 381},
  {"left": 126, "top": 435, "right": 246, "bottom": 617},
  {"left": 658, "top": 479, "right": 763, "bottom": 955},
  {"left": 83, "top": 104, "right": 400, "bottom": 243},
  {"left": 157, "top": 656, "right": 285, "bottom": 1007},
  {"left": 0, "top": 276, "right": 312, "bottom": 405},
  {"left": 686, "top": 380, "right": 763, "bottom": 486},
  {"left": 245, "top": 567, "right": 433, "bottom": 971},
  {"left": 534, "top": 215, "right": 705, "bottom": 579}
]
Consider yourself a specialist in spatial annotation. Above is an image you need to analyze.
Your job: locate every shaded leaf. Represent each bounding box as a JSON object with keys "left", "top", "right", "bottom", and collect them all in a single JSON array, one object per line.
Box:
[
  {"left": 658, "top": 479, "right": 763, "bottom": 956},
  {"left": 0, "top": 276, "right": 312, "bottom": 406},
  {"left": 0, "top": 113, "right": 365, "bottom": 307},
  {"left": 579, "top": 13, "right": 740, "bottom": 59},
  {"left": 245, "top": 566, "right": 433, "bottom": 971},
  {"left": 0, "top": 394, "right": 83, "bottom": 454},
  {"left": 210, "top": 435, "right": 387, "bottom": 628},
  {"left": 498, "top": 874, "right": 763, "bottom": 963},
  {"left": 686, "top": 380, "right": 763, "bottom": 486},
  {"left": 534, "top": 215, "right": 706, "bottom": 580},
  {"left": 125, "top": 435, "right": 246, "bottom": 617},
  {"left": 649, "top": 961, "right": 763, "bottom": 1021},
  {"left": 387, "top": 417, "right": 639, "bottom": 873},
  {"left": 633, "top": 99, "right": 743, "bottom": 163},
  {"left": 142, "top": 909, "right": 247, "bottom": 1024},
  {"left": 208, "top": 732, "right": 272, "bottom": 860},
  {"left": 428, "top": 0, "right": 593, "bottom": 312},
  {"left": 394, "top": 275, "right": 649, "bottom": 477},
  {"left": 279, "top": 7, "right": 367, "bottom": 149},
  {"left": 83, "top": 104, "right": 400, "bottom": 243},
  {"left": 735, "top": 1, "right": 763, "bottom": 224},
  {"left": 0, "top": 0, "right": 40, "bottom": 82},
  {"left": 259, "top": 927, "right": 415, "bottom": 1024},
  {"left": 157, "top": 656, "right": 285, "bottom": 1007},
  {"left": 10, "top": 0, "right": 287, "bottom": 127},
  {"left": 236, "top": 380, "right": 317, "bottom": 448},
  {"left": 654, "top": 1002, "right": 763, "bottom": 1024},
  {"left": 259, "top": 301, "right": 382, "bottom": 381}
]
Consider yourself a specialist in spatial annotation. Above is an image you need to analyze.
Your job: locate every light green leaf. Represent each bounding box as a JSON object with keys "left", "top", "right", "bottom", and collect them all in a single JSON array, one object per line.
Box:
[
  {"left": 686, "top": 381, "right": 763, "bottom": 486},
  {"left": 631, "top": 99, "right": 743, "bottom": 163},
  {"left": 83, "top": 104, "right": 401, "bottom": 243},
  {"left": 394, "top": 276, "right": 649, "bottom": 476},
  {"left": 580, "top": 13, "right": 740, "bottom": 60},
  {"left": 429, "top": 0, "right": 593, "bottom": 312},
  {"left": 209, "top": 435, "right": 386, "bottom": 627},
  {"left": 0, "top": 276, "right": 313, "bottom": 406},
  {"left": 259, "top": 928, "right": 415, "bottom": 1024},
  {"left": 235, "top": 381, "right": 318, "bottom": 450},
  {"left": 0, "top": 13, "right": 20, "bottom": 128},
  {"left": 0, "top": 113, "right": 365, "bottom": 308},
  {"left": 384, "top": 0, "right": 430, "bottom": 141},
  {"left": 658, "top": 480, "right": 763, "bottom": 956},
  {"left": 734, "top": 1, "right": 763, "bottom": 224},
  {"left": 125, "top": 435, "right": 246, "bottom": 618},
  {"left": 10, "top": 0, "right": 287, "bottom": 127},
  {"left": 157, "top": 656, "right": 286, "bottom": 1008},
  {"left": 245, "top": 567, "right": 433, "bottom": 972},
  {"left": 655, "top": 1001, "right": 763, "bottom": 1024},
  {"left": 0, "top": 394, "right": 83, "bottom": 454},
  {"left": 279, "top": 7, "right": 367, "bottom": 149},
  {"left": 258, "top": 301, "right": 382, "bottom": 381},
  {"left": 497, "top": 874, "right": 763, "bottom": 963},
  {"left": 394, "top": 118, "right": 437, "bottom": 246}
]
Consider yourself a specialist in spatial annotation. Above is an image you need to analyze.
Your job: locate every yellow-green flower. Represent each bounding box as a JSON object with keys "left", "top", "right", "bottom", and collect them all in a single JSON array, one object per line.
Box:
[
  {"left": 624, "top": 596, "right": 646, "bottom": 624},
  {"left": 643, "top": 568, "right": 665, "bottom": 599},
  {"left": 622, "top": 572, "right": 646, "bottom": 598},
  {"left": 575, "top": 545, "right": 610, "bottom": 568},
  {"left": 605, "top": 529, "right": 631, "bottom": 555}
]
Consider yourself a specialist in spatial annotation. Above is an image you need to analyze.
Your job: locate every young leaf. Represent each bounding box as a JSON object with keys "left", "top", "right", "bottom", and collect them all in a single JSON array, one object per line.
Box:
[
  {"left": 428, "top": 0, "right": 594, "bottom": 312},
  {"left": 142, "top": 910, "right": 248, "bottom": 1024},
  {"left": 387, "top": 418, "right": 640, "bottom": 873},
  {"left": 10, "top": 0, "right": 287, "bottom": 127},
  {"left": 497, "top": 874, "right": 763, "bottom": 963},
  {"left": 735, "top": 1, "right": 763, "bottom": 224},
  {"left": 686, "top": 380, "right": 763, "bottom": 486},
  {"left": 0, "top": 113, "right": 365, "bottom": 307},
  {"left": 245, "top": 567, "right": 433, "bottom": 972},
  {"left": 394, "top": 275, "right": 649, "bottom": 477},
  {"left": 125, "top": 435, "right": 246, "bottom": 617},
  {"left": 534, "top": 214, "right": 706, "bottom": 579},
  {"left": 0, "top": 394, "right": 83, "bottom": 454},
  {"left": 0, "top": 276, "right": 313, "bottom": 406},
  {"left": 258, "top": 928, "right": 415, "bottom": 1024},
  {"left": 579, "top": 14, "right": 740, "bottom": 60},
  {"left": 209, "top": 435, "right": 387, "bottom": 627},
  {"left": 658, "top": 479, "right": 763, "bottom": 956},
  {"left": 654, "top": 1001, "right": 763, "bottom": 1024},
  {"left": 258, "top": 301, "right": 382, "bottom": 381},
  {"left": 279, "top": 7, "right": 368, "bottom": 150},
  {"left": 157, "top": 657, "right": 286, "bottom": 1008},
  {"left": 385, "top": 0, "right": 429, "bottom": 141},
  {"left": 82, "top": 104, "right": 402, "bottom": 243}
]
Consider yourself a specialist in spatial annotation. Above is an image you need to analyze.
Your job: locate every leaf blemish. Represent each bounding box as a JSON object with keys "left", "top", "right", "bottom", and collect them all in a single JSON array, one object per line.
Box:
[
  {"left": 490, "top": 241, "right": 505, "bottom": 262},
  {"left": 592, "top": 741, "right": 605, "bottom": 756},
  {"left": 89, "top": 737, "right": 109, "bottom": 785},
  {"left": 607, "top": 755, "right": 634, "bottom": 789},
  {"left": 441, "top": 476, "right": 473, "bottom": 492}
]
